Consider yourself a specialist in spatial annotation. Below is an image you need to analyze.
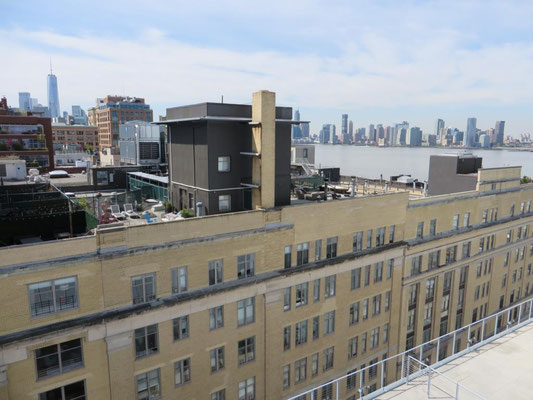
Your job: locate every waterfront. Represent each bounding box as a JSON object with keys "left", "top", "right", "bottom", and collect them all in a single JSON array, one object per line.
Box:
[{"left": 315, "top": 145, "right": 533, "bottom": 181}]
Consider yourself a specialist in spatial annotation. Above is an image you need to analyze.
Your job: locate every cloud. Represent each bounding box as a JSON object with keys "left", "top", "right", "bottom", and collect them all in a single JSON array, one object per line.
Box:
[{"left": 1, "top": 0, "right": 533, "bottom": 134}]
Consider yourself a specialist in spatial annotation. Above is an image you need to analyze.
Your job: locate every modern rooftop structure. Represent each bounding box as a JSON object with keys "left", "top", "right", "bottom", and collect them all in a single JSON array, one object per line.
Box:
[{"left": 47, "top": 67, "right": 60, "bottom": 119}]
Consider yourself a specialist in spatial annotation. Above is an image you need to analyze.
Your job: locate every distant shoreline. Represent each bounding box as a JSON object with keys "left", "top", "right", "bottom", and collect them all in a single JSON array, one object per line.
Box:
[{"left": 306, "top": 143, "right": 533, "bottom": 152}]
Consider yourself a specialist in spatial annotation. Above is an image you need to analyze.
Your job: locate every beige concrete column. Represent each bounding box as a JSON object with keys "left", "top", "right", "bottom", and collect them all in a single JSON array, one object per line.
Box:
[{"left": 251, "top": 90, "right": 276, "bottom": 209}]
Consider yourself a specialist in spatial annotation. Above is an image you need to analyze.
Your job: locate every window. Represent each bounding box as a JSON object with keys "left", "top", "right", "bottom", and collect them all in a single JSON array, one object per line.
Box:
[
  {"left": 348, "top": 337, "right": 358, "bottom": 359},
  {"left": 370, "top": 328, "right": 380, "bottom": 349},
  {"left": 212, "top": 389, "right": 226, "bottom": 400},
  {"left": 385, "top": 291, "right": 391, "bottom": 312},
  {"left": 424, "top": 302, "right": 433, "bottom": 325},
  {"left": 361, "top": 332, "right": 367, "bottom": 353},
  {"left": 284, "top": 288, "right": 291, "bottom": 311},
  {"left": 443, "top": 271, "right": 453, "bottom": 293},
  {"left": 237, "top": 337, "right": 255, "bottom": 365},
  {"left": 482, "top": 209, "right": 488, "bottom": 223},
  {"left": 372, "top": 294, "right": 381, "bottom": 316},
  {"left": 389, "top": 225, "right": 396, "bottom": 243},
  {"left": 374, "top": 262, "right": 383, "bottom": 282},
  {"left": 284, "top": 246, "right": 292, "bottom": 268},
  {"left": 407, "top": 309, "right": 416, "bottom": 332},
  {"left": 218, "top": 156, "right": 230, "bottom": 172},
  {"left": 349, "top": 302, "right": 359, "bottom": 325},
  {"left": 326, "top": 237, "right": 337, "bottom": 258},
  {"left": 417, "top": 222, "right": 424, "bottom": 238},
  {"left": 35, "top": 339, "right": 83, "bottom": 379},
  {"left": 324, "top": 311, "right": 335, "bottom": 335},
  {"left": 297, "top": 242, "right": 309, "bottom": 265},
  {"left": 313, "top": 279, "right": 320, "bottom": 302},
  {"left": 504, "top": 252, "right": 510, "bottom": 267},
  {"left": 366, "top": 229, "right": 373, "bottom": 248},
  {"left": 210, "top": 306, "right": 224, "bottom": 330},
  {"left": 323, "top": 347, "right": 334, "bottom": 371},
  {"left": 311, "top": 353, "right": 319, "bottom": 376},
  {"left": 408, "top": 284, "right": 418, "bottom": 307},
  {"left": 295, "top": 320, "right": 308, "bottom": 345},
  {"left": 284, "top": 326, "right": 291, "bottom": 350},
  {"left": 283, "top": 365, "right": 290, "bottom": 389},
  {"left": 428, "top": 250, "right": 440, "bottom": 269},
  {"left": 363, "top": 298, "right": 369, "bottom": 320},
  {"left": 426, "top": 278, "right": 435, "bottom": 300},
  {"left": 324, "top": 275, "right": 336, "bottom": 298},
  {"left": 510, "top": 204, "right": 515, "bottom": 216},
  {"left": 173, "top": 316, "right": 189, "bottom": 340},
  {"left": 364, "top": 264, "right": 371, "bottom": 286},
  {"left": 353, "top": 231, "right": 363, "bottom": 252},
  {"left": 238, "top": 377, "right": 255, "bottom": 400},
  {"left": 429, "top": 219, "right": 437, "bottom": 236},
  {"left": 174, "top": 358, "right": 191, "bottom": 386},
  {"left": 411, "top": 256, "right": 421, "bottom": 276},
  {"left": 445, "top": 246, "right": 457, "bottom": 264},
  {"left": 210, "top": 346, "right": 225, "bottom": 373},
  {"left": 376, "top": 227, "right": 385, "bottom": 246},
  {"left": 295, "top": 358, "right": 307, "bottom": 383},
  {"left": 171, "top": 267, "right": 187, "bottom": 294},
  {"left": 237, "top": 297, "right": 255, "bottom": 326},
  {"left": 313, "top": 316, "right": 320, "bottom": 339},
  {"left": 383, "top": 323, "right": 389, "bottom": 343},
  {"left": 218, "top": 195, "right": 231, "bottom": 212},
  {"left": 136, "top": 369, "right": 161, "bottom": 400},
  {"left": 237, "top": 254, "right": 255, "bottom": 279},
  {"left": 315, "top": 239, "right": 322, "bottom": 261},
  {"left": 462, "top": 242, "right": 471, "bottom": 259},
  {"left": 387, "top": 259, "right": 394, "bottom": 279},
  {"left": 351, "top": 268, "right": 361, "bottom": 290},
  {"left": 463, "top": 212, "right": 470, "bottom": 227},
  {"left": 135, "top": 325, "right": 158, "bottom": 358},
  {"left": 295, "top": 283, "right": 308, "bottom": 307},
  {"left": 452, "top": 214, "right": 459, "bottom": 230},
  {"left": 209, "top": 259, "right": 223, "bottom": 286},
  {"left": 29, "top": 277, "right": 79, "bottom": 316},
  {"left": 39, "top": 381, "right": 86, "bottom": 400}
]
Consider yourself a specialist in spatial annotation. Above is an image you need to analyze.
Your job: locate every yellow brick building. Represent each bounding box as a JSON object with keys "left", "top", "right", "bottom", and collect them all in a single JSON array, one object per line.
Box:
[{"left": 1, "top": 91, "right": 532, "bottom": 400}]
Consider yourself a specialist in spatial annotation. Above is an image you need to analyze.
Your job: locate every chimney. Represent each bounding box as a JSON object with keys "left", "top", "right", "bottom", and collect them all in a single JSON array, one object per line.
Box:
[{"left": 251, "top": 90, "right": 276, "bottom": 209}]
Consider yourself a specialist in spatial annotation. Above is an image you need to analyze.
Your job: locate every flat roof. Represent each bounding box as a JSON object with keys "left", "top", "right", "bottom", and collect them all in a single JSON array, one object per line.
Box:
[
  {"left": 379, "top": 323, "right": 533, "bottom": 400},
  {"left": 154, "top": 116, "right": 307, "bottom": 125},
  {"left": 127, "top": 171, "right": 168, "bottom": 184}
]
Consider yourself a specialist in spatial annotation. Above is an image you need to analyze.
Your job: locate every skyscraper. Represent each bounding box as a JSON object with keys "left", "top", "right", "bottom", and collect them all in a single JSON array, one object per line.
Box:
[
  {"left": 465, "top": 117, "right": 477, "bottom": 147},
  {"left": 435, "top": 118, "right": 445, "bottom": 143},
  {"left": 348, "top": 120, "right": 353, "bottom": 136},
  {"left": 394, "top": 121, "right": 409, "bottom": 146},
  {"left": 368, "top": 124, "right": 375, "bottom": 142},
  {"left": 341, "top": 114, "right": 348, "bottom": 134},
  {"left": 291, "top": 109, "right": 302, "bottom": 140},
  {"left": 47, "top": 65, "right": 60, "bottom": 119},
  {"left": 494, "top": 121, "right": 505, "bottom": 146},
  {"left": 18, "top": 92, "right": 31, "bottom": 111}
]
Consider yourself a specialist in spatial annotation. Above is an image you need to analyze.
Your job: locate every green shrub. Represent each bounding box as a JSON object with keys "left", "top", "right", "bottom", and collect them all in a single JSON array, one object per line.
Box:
[{"left": 180, "top": 208, "right": 195, "bottom": 218}]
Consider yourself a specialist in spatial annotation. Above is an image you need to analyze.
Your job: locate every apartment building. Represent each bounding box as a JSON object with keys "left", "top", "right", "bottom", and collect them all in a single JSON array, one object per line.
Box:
[
  {"left": 88, "top": 96, "right": 153, "bottom": 150},
  {"left": 0, "top": 91, "right": 532, "bottom": 400},
  {"left": 51, "top": 124, "right": 98, "bottom": 151}
]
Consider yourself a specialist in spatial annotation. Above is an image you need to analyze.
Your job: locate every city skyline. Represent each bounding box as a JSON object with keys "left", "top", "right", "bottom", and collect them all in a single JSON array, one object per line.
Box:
[{"left": 2, "top": 1, "right": 533, "bottom": 137}]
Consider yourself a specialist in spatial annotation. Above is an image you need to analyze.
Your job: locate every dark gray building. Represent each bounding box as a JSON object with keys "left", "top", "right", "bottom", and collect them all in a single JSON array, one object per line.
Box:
[
  {"left": 427, "top": 153, "right": 482, "bottom": 196},
  {"left": 158, "top": 100, "right": 293, "bottom": 215},
  {"left": 495, "top": 121, "right": 505, "bottom": 146}
]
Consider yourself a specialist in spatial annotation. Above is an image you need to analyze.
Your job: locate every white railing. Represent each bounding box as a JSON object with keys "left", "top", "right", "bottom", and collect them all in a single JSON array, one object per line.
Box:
[
  {"left": 406, "top": 355, "right": 487, "bottom": 399},
  {"left": 287, "top": 297, "right": 533, "bottom": 400}
]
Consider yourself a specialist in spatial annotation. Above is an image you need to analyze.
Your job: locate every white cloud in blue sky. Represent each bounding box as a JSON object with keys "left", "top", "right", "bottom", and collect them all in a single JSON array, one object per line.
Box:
[{"left": 2, "top": 0, "right": 533, "bottom": 136}]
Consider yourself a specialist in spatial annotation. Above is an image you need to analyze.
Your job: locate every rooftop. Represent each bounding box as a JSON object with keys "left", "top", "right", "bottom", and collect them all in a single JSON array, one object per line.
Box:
[{"left": 378, "top": 323, "right": 533, "bottom": 400}]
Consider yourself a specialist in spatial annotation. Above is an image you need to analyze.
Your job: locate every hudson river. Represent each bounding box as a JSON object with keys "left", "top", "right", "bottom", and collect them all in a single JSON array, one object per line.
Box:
[{"left": 315, "top": 145, "right": 533, "bottom": 181}]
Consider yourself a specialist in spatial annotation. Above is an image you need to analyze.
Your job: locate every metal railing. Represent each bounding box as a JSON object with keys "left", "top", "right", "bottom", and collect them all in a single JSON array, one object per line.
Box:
[
  {"left": 406, "top": 355, "right": 487, "bottom": 399},
  {"left": 287, "top": 297, "right": 533, "bottom": 400}
]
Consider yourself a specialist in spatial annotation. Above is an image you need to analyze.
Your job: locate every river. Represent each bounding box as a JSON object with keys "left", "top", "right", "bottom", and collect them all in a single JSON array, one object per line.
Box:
[{"left": 314, "top": 145, "right": 533, "bottom": 181}]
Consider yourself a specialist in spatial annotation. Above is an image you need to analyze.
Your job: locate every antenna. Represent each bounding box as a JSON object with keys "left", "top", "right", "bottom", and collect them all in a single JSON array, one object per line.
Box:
[
  {"left": 50, "top": 57, "right": 53, "bottom": 74},
  {"left": 221, "top": 95, "right": 224, "bottom": 104}
]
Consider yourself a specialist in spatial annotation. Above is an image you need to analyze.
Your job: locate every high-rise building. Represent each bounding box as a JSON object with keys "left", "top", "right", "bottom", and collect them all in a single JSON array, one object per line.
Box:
[
  {"left": 435, "top": 118, "right": 445, "bottom": 142},
  {"left": 465, "top": 117, "right": 477, "bottom": 147},
  {"left": 319, "top": 124, "right": 333, "bottom": 144},
  {"left": 495, "top": 121, "right": 505, "bottom": 146},
  {"left": 368, "top": 124, "right": 375, "bottom": 142},
  {"left": 407, "top": 126, "right": 423, "bottom": 146},
  {"left": 47, "top": 67, "right": 60, "bottom": 119},
  {"left": 291, "top": 109, "right": 302, "bottom": 140},
  {"left": 300, "top": 122, "right": 310, "bottom": 138},
  {"left": 18, "top": 92, "right": 31, "bottom": 111},
  {"left": 88, "top": 96, "right": 153, "bottom": 150},
  {"left": 341, "top": 114, "right": 348, "bottom": 134},
  {"left": 394, "top": 121, "right": 409, "bottom": 146},
  {"left": 348, "top": 120, "right": 353, "bottom": 136}
]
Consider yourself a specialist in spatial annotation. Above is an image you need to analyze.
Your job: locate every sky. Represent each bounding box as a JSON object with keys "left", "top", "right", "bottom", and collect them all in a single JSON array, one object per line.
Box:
[{"left": 2, "top": 0, "right": 533, "bottom": 137}]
